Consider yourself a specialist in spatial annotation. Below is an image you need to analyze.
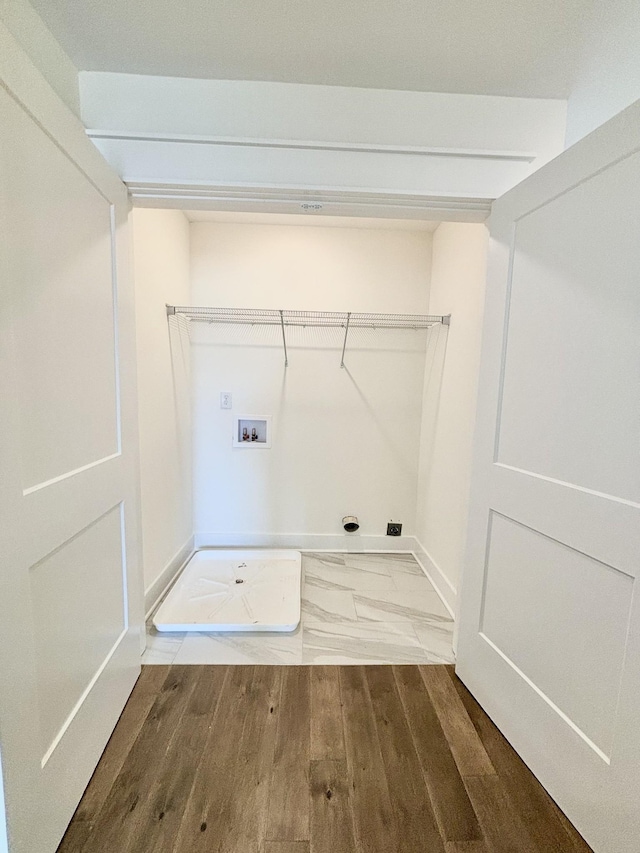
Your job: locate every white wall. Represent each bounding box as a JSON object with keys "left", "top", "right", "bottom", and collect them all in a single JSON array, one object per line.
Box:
[
  {"left": 132, "top": 209, "right": 193, "bottom": 608},
  {"left": 0, "top": 750, "right": 7, "bottom": 853},
  {"left": 415, "top": 222, "right": 489, "bottom": 611},
  {"left": 0, "top": 0, "right": 79, "bottom": 116},
  {"left": 565, "top": 0, "right": 640, "bottom": 146},
  {"left": 189, "top": 221, "right": 432, "bottom": 548}
]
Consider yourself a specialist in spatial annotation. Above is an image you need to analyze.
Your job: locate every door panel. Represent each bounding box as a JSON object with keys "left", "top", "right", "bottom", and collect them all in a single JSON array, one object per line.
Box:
[
  {"left": 495, "top": 152, "right": 640, "bottom": 501},
  {"left": 457, "top": 99, "right": 640, "bottom": 852},
  {"left": 8, "top": 93, "right": 120, "bottom": 491},
  {"left": 480, "top": 512, "right": 632, "bottom": 757},
  {"left": 30, "top": 503, "right": 128, "bottom": 759},
  {"left": 0, "top": 25, "right": 142, "bottom": 853}
]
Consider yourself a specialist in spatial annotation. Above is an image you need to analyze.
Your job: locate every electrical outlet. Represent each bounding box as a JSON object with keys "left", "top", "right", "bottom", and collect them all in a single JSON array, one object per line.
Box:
[
  {"left": 387, "top": 522, "right": 402, "bottom": 536},
  {"left": 220, "top": 392, "right": 232, "bottom": 409}
]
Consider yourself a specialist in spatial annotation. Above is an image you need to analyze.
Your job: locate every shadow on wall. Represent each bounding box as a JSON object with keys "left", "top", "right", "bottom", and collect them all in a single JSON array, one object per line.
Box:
[
  {"left": 417, "top": 323, "right": 450, "bottom": 502},
  {"left": 265, "top": 363, "right": 295, "bottom": 534},
  {"left": 168, "top": 314, "right": 192, "bottom": 477},
  {"left": 342, "top": 364, "right": 414, "bottom": 473}
]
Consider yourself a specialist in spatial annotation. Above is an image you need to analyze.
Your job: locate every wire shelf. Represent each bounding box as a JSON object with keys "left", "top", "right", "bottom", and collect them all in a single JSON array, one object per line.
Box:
[
  {"left": 166, "top": 305, "right": 450, "bottom": 367},
  {"left": 168, "top": 305, "right": 448, "bottom": 328}
]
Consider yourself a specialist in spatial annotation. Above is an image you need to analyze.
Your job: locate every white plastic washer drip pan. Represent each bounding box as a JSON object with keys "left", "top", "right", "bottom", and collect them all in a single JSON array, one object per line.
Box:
[{"left": 153, "top": 549, "right": 301, "bottom": 632}]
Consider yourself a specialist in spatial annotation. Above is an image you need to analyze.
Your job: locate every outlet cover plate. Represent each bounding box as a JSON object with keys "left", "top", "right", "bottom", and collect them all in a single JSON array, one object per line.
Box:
[{"left": 387, "top": 522, "right": 402, "bottom": 536}]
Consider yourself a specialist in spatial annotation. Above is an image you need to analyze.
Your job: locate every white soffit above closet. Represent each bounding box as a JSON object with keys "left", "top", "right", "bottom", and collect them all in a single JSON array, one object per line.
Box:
[
  {"left": 80, "top": 73, "right": 565, "bottom": 211},
  {"left": 31, "top": 0, "right": 585, "bottom": 99},
  {"left": 184, "top": 211, "right": 442, "bottom": 231}
]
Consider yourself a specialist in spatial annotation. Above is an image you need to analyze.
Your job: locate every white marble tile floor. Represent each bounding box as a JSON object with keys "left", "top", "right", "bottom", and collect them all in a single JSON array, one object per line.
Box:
[{"left": 143, "top": 551, "right": 455, "bottom": 666}]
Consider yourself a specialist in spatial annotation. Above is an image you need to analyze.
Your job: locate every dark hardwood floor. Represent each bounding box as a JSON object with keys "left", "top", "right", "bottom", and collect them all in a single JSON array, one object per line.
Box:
[{"left": 57, "top": 665, "right": 593, "bottom": 853}]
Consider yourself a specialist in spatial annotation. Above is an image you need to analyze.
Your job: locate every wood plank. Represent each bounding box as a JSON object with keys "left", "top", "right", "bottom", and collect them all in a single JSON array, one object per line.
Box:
[
  {"left": 68, "top": 666, "right": 171, "bottom": 825},
  {"left": 339, "top": 666, "right": 397, "bottom": 851},
  {"left": 266, "top": 666, "right": 310, "bottom": 841},
  {"left": 310, "top": 666, "right": 345, "bottom": 760},
  {"left": 58, "top": 664, "right": 597, "bottom": 853},
  {"left": 76, "top": 665, "right": 201, "bottom": 853},
  {"left": 419, "top": 665, "right": 495, "bottom": 777},
  {"left": 170, "top": 665, "right": 255, "bottom": 852},
  {"left": 549, "top": 800, "right": 595, "bottom": 853},
  {"left": 449, "top": 670, "right": 593, "bottom": 853},
  {"left": 174, "top": 665, "right": 282, "bottom": 853},
  {"left": 215, "top": 666, "right": 282, "bottom": 852},
  {"left": 365, "top": 666, "right": 445, "bottom": 853},
  {"left": 144, "top": 666, "right": 228, "bottom": 852},
  {"left": 393, "top": 665, "right": 481, "bottom": 843},
  {"left": 463, "top": 775, "right": 537, "bottom": 853},
  {"left": 56, "top": 819, "right": 95, "bottom": 853},
  {"left": 58, "top": 668, "right": 171, "bottom": 853},
  {"left": 309, "top": 760, "right": 356, "bottom": 853},
  {"left": 138, "top": 664, "right": 173, "bottom": 688}
]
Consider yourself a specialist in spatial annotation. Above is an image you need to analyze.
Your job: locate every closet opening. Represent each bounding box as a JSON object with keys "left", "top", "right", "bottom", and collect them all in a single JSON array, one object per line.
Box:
[{"left": 132, "top": 207, "right": 488, "bottom": 665}]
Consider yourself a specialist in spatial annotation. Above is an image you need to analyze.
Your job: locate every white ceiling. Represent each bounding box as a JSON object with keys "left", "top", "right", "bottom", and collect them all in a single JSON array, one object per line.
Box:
[
  {"left": 185, "top": 211, "right": 441, "bottom": 231},
  {"left": 31, "top": 0, "right": 587, "bottom": 99}
]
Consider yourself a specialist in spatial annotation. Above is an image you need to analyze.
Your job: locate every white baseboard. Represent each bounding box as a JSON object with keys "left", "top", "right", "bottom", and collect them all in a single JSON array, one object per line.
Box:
[
  {"left": 193, "top": 531, "right": 419, "bottom": 553},
  {"left": 144, "top": 535, "right": 194, "bottom": 618},
  {"left": 412, "top": 537, "right": 457, "bottom": 619}
]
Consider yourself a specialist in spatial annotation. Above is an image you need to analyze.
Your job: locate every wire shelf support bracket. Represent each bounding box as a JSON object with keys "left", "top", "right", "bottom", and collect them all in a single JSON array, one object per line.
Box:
[
  {"left": 279, "top": 309, "right": 288, "bottom": 367},
  {"left": 166, "top": 305, "right": 451, "bottom": 367},
  {"left": 340, "top": 312, "right": 351, "bottom": 369}
]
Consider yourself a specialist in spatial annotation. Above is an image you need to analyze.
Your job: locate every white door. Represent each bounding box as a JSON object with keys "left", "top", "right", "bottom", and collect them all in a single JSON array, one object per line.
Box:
[
  {"left": 0, "top": 26, "right": 143, "bottom": 853},
  {"left": 456, "top": 99, "right": 640, "bottom": 852}
]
